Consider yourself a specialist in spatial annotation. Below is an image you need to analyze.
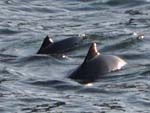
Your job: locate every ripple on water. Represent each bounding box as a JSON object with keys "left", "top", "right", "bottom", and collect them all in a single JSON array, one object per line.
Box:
[
  {"left": 104, "top": 0, "right": 148, "bottom": 6},
  {"left": 0, "top": 28, "right": 20, "bottom": 35},
  {"left": 21, "top": 101, "right": 66, "bottom": 113},
  {"left": 0, "top": 53, "right": 17, "bottom": 63},
  {"left": 26, "top": 78, "right": 81, "bottom": 91}
]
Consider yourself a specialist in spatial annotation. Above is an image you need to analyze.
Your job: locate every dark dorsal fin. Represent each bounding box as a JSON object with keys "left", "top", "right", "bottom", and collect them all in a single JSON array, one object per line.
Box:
[
  {"left": 37, "top": 35, "right": 54, "bottom": 54},
  {"left": 41, "top": 35, "right": 54, "bottom": 48},
  {"left": 84, "top": 43, "right": 100, "bottom": 63}
]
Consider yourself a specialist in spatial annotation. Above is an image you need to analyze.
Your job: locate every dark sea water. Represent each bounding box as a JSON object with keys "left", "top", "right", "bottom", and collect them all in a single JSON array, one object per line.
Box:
[{"left": 0, "top": 0, "right": 150, "bottom": 113}]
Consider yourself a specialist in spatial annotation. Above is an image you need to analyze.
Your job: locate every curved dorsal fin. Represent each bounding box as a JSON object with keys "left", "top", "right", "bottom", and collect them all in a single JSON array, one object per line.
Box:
[
  {"left": 84, "top": 43, "right": 100, "bottom": 63},
  {"left": 37, "top": 35, "right": 54, "bottom": 54}
]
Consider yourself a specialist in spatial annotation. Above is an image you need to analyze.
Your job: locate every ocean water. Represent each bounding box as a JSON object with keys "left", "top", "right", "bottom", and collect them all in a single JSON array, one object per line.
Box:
[{"left": 0, "top": 0, "right": 150, "bottom": 113}]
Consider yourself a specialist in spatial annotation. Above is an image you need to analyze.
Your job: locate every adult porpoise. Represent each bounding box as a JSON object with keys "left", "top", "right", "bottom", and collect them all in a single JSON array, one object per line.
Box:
[
  {"left": 37, "top": 35, "right": 86, "bottom": 54},
  {"left": 69, "top": 43, "right": 127, "bottom": 83}
]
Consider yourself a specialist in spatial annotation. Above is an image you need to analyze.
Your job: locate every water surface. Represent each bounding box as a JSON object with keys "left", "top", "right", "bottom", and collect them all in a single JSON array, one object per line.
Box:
[{"left": 0, "top": 0, "right": 150, "bottom": 113}]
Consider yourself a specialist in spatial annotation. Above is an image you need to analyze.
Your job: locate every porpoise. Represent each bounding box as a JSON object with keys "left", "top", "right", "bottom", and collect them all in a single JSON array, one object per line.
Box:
[
  {"left": 69, "top": 43, "right": 127, "bottom": 83},
  {"left": 37, "top": 35, "right": 86, "bottom": 54}
]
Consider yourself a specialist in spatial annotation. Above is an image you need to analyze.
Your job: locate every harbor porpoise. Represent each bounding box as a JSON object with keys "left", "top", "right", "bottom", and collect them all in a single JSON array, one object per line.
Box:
[
  {"left": 37, "top": 35, "right": 86, "bottom": 54},
  {"left": 69, "top": 43, "right": 127, "bottom": 83}
]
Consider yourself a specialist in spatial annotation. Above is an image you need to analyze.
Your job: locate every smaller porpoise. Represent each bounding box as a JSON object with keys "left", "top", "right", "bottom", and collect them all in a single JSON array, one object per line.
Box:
[
  {"left": 37, "top": 35, "right": 86, "bottom": 54},
  {"left": 69, "top": 43, "right": 127, "bottom": 83}
]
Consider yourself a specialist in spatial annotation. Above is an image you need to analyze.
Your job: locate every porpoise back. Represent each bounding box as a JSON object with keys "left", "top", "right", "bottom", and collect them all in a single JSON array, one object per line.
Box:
[
  {"left": 37, "top": 35, "right": 85, "bottom": 54},
  {"left": 69, "top": 43, "right": 127, "bottom": 83}
]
